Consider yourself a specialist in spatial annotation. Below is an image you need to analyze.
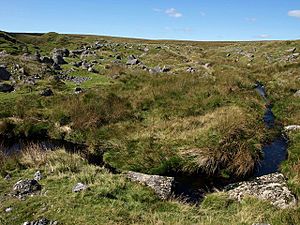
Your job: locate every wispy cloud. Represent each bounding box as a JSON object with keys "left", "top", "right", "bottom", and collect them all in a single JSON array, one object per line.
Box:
[
  {"left": 246, "top": 17, "right": 257, "bottom": 23},
  {"left": 165, "top": 8, "right": 183, "bottom": 18},
  {"left": 288, "top": 10, "right": 300, "bottom": 18},
  {"left": 256, "top": 34, "right": 272, "bottom": 39}
]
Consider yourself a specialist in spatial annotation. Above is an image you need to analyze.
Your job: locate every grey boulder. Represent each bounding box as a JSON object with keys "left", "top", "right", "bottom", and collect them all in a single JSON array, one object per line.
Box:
[
  {"left": 224, "top": 173, "right": 297, "bottom": 209},
  {"left": 12, "top": 179, "right": 42, "bottom": 198},
  {"left": 126, "top": 171, "right": 174, "bottom": 200}
]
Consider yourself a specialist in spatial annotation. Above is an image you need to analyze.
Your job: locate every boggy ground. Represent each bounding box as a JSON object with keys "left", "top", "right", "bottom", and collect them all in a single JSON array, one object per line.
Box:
[{"left": 0, "top": 31, "right": 300, "bottom": 224}]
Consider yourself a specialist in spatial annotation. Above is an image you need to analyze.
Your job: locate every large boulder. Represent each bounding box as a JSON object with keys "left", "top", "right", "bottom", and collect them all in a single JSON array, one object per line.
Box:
[
  {"left": 224, "top": 173, "right": 297, "bottom": 209},
  {"left": 126, "top": 171, "right": 174, "bottom": 200},
  {"left": 0, "top": 66, "right": 11, "bottom": 81},
  {"left": 12, "top": 179, "right": 42, "bottom": 199},
  {"left": 0, "top": 83, "right": 14, "bottom": 92}
]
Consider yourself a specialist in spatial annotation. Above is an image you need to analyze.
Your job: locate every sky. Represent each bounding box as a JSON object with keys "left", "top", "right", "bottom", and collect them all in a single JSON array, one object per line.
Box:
[{"left": 1, "top": 0, "right": 300, "bottom": 41}]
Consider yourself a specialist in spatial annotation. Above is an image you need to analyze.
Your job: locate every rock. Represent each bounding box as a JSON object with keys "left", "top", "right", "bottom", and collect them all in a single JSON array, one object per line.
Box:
[
  {"left": 40, "top": 56, "right": 54, "bottom": 65},
  {"left": 126, "top": 58, "right": 140, "bottom": 65},
  {"left": 186, "top": 67, "right": 196, "bottom": 73},
  {"left": 286, "top": 47, "right": 296, "bottom": 53},
  {"left": 52, "top": 53, "right": 67, "bottom": 65},
  {"left": 115, "top": 54, "right": 122, "bottom": 60},
  {"left": 53, "top": 48, "right": 69, "bottom": 57},
  {"left": 225, "top": 173, "right": 297, "bottom": 209},
  {"left": 40, "top": 88, "right": 53, "bottom": 97},
  {"left": 52, "top": 63, "right": 61, "bottom": 70},
  {"left": 72, "top": 183, "right": 88, "bottom": 192},
  {"left": 12, "top": 179, "right": 42, "bottom": 198},
  {"left": 5, "top": 174, "right": 11, "bottom": 180},
  {"left": 126, "top": 171, "right": 174, "bottom": 200},
  {"left": 0, "top": 83, "right": 14, "bottom": 93},
  {"left": 70, "top": 49, "right": 84, "bottom": 56},
  {"left": 74, "top": 87, "right": 83, "bottom": 94},
  {"left": 88, "top": 67, "right": 97, "bottom": 73},
  {"left": 0, "top": 66, "right": 11, "bottom": 81},
  {"left": 161, "top": 65, "right": 171, "bottom": 72},
  {"left": 294, "top": 90, "right": 300, "bottom": 97},
  {"left": 5, "top": 207, "right": 12, "bottom": 213},
  {"left": 226, "top": 53, "right": 231, "bottom": 57},
  {"left": 22, "top": 218, "right": 58, "bottom": 225},
  {"left": 149, "top": 66, "right": 162, "bottom": 74},
  {"left": 34, "top": 171, "right": 43, "bottom": 181},
  {"left": 284, "top": 125, "right": 300, "bottom": 132}
]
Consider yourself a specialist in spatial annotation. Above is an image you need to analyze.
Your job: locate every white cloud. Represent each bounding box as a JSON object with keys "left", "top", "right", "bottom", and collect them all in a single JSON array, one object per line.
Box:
[
  {"left": 257, "top": 34, "right": 272, "bottom": 39},
  {"left": 288, "top": 10, "right": 300, "bottom": 18},
  {"left": 246, "top": 17, "right": 257, "bottom": 23},
  {"left": 165, "top": 8, "right": 183, "bottom": 18}
]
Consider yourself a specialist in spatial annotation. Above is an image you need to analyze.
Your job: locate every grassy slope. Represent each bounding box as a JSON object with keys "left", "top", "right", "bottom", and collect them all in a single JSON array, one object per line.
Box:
[{"left": 0, "top": 32, "right": 300, "bottom": 224}]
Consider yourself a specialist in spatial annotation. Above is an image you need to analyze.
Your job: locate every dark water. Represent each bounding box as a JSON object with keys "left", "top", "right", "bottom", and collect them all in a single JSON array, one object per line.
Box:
[
  {"left": 253, "top": 136, "right": 288, "bottom": 177},
  {"left": 254, "top": 84, "right": 288, "bottom": 176}
]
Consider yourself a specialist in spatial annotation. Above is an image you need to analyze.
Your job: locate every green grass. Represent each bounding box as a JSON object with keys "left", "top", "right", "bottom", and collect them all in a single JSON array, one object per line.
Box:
[{"left": 1, "top": 148, "right": 299, "bottom": 225}]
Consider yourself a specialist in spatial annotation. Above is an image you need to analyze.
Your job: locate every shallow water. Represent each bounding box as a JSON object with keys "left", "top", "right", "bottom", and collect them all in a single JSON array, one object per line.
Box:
[{"left": 254, "top": 84, "right": 288, "bottom": 177}]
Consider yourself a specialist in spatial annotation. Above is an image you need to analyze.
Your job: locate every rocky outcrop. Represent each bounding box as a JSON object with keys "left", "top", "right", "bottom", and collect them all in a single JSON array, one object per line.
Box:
[
  {"left": 126, "top": 171, "right": 174, "bottom": 200},
  {"left": 224, "top": 173, "right": 297, "bottom": 209},
  {"left": 12, "top": 179, "right": 42, "bottom": 199}
]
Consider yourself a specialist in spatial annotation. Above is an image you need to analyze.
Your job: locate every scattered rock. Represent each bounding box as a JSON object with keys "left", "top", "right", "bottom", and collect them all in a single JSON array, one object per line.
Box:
[
  {"left": 12, "top": 179, "right": 42, "bottom": 199},
  {"left": 40, "top": 88, "right": 53, "bottom": 97},
  {"left": 5, "top": 207, "right": 12, "bottom": 213},
  {"left": 186, "top": 67, "right": 196, "bottom": 73},
  {"left": 126, "top": 171, "right": 174, "bottom": 200},
  {"left": 23, "top": 218, "right": 58, "bottom": 225},
  {"left": 225, "top": 173, "right": 297, "bottom": 209},
  {"left": 284, "top": 125, "right": 300, "bottom": 132},
  {"left": 126, "top": 58, "right": 140, "bottom": 65},
  {"left": 52, "top": 53, "right": 67, "bottom": 65},
  {"left": 72, "top": 183, "right": 88, "bottom": 192},
  {"left": 0, "top": 83, "right": 14, "bottom": 92},
  {"left": 34, "top": 171, "right": 43, "bottom": 181},
  {"left": 0, "top": 66, "right": 11, "bottom": 81},
  {"left": 286, "top": 47, "right": 296, "bottom": 53}
]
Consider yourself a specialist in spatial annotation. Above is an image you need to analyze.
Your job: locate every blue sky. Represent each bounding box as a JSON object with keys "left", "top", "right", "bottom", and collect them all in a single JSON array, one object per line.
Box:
[{"left": 1, "top": 0, "right": 300, "bottom": 41}]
